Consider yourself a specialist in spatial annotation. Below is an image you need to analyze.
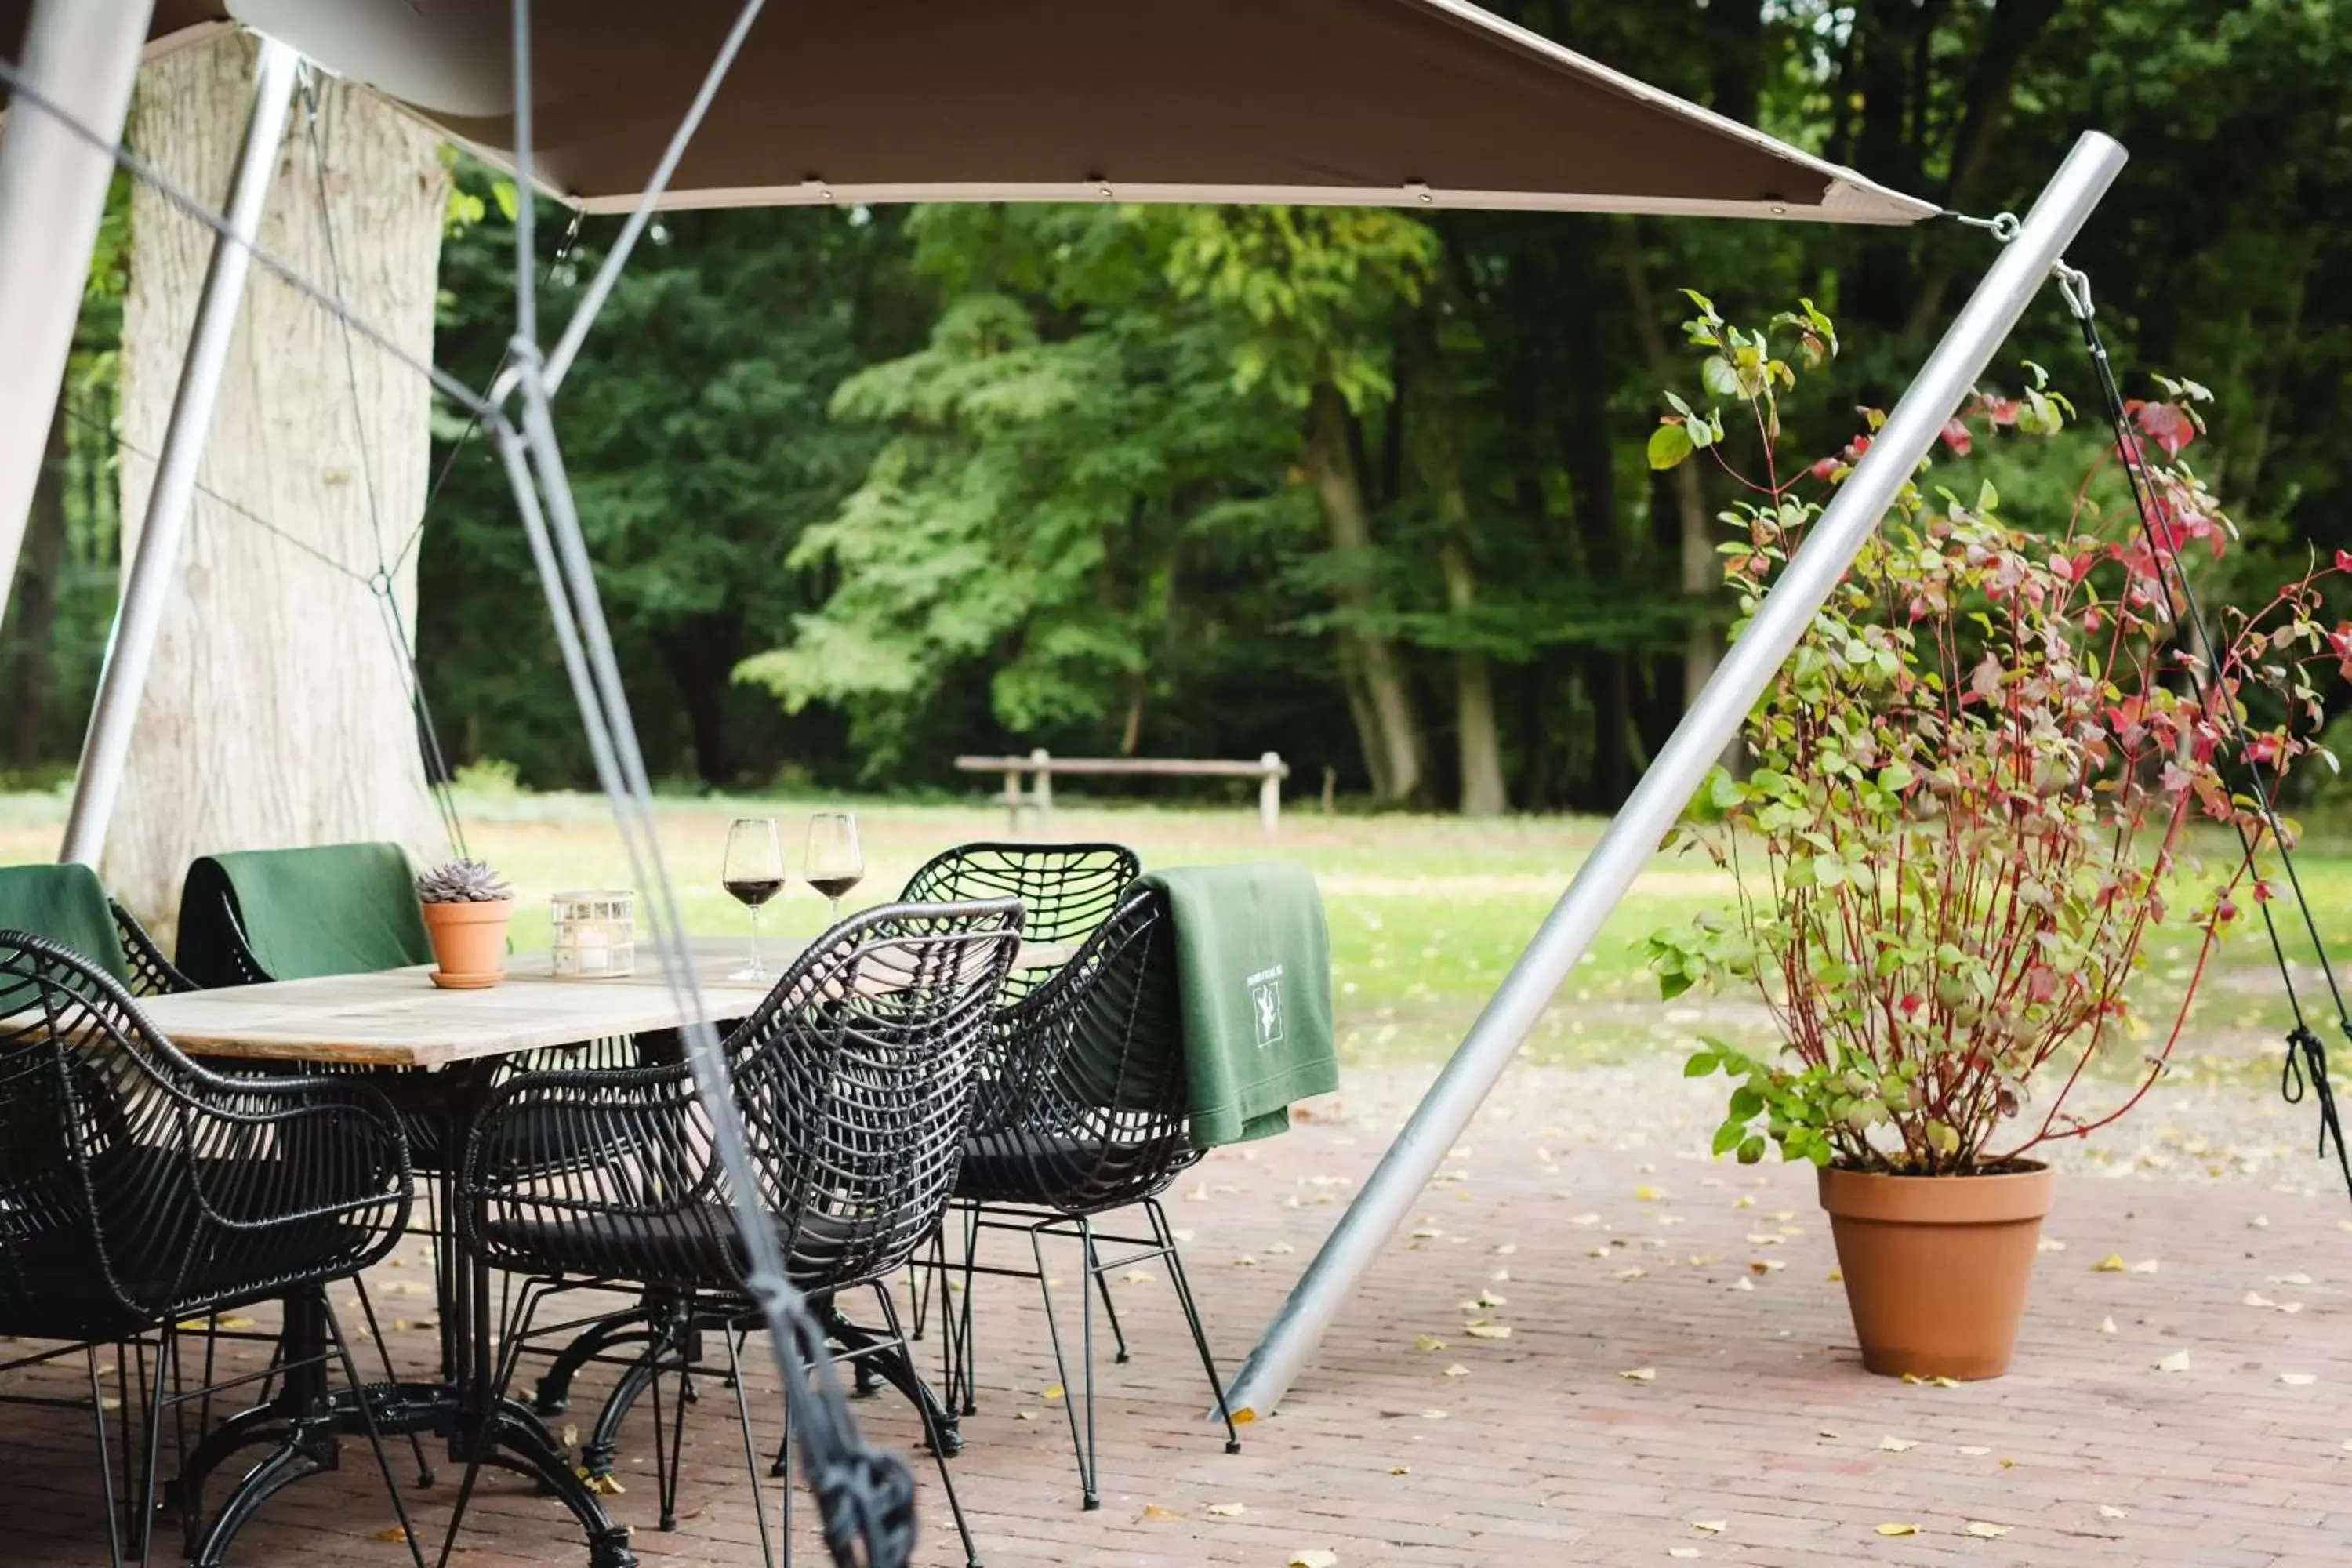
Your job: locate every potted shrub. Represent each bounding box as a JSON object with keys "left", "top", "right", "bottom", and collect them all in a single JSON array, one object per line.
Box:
[
  {"left": 1643, "top": 292, "right": 2342, "bottom": 1380},
  {"left": 416, "top": 858, "right": 515, "bottom": 989}
]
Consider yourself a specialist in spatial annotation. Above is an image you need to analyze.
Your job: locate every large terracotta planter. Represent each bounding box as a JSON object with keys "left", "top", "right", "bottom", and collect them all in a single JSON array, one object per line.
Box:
[
  {"left": 1818, "top": 1160, "right": 2054, "bottom": 1381},
  {"left": 420, "top": 899, "right": 513, "bottom": 989}
]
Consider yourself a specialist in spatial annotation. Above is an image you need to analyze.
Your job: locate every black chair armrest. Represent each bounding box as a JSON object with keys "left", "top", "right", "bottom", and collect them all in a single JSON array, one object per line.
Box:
[{"left": 110, "top": 900, "right": 199, "bottom": 996}]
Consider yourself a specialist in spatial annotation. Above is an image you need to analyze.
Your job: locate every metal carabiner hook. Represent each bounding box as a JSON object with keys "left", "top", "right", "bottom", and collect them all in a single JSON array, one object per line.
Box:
[{"left": 2053, "top": 260, "right": 2094, "bottom": 323}]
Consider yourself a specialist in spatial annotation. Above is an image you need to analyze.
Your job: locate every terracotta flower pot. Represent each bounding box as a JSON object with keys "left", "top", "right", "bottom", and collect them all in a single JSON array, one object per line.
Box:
[
  {"left": 420, "top": 899, "right": 513, "bottom": 989},
  {"left": 1818, "top": 1160, "right": 2054, "bottom": 1381}
]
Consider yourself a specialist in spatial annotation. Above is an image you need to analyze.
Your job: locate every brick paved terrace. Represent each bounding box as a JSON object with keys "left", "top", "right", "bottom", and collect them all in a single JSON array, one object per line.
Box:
[{"left": 6, "top": 1058, "right": 2350, "bottom": 1568}]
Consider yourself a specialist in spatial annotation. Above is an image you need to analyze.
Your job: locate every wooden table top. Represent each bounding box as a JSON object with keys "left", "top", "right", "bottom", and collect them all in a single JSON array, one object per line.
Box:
[{"left": 134, "top": 936, "right": 1070, "bottom": 1070}]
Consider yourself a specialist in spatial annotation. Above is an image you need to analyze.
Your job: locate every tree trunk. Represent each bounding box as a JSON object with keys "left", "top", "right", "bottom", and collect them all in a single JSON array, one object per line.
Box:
[
  {"left": 10, "top": 375, "right": 70, "bottom": 767},
  {"left": 1437, "top": 543, "right": 1507, "bottom": 816},
  {"left": 107, "top": 34, "right": 447, "bottom": 925},
  {"left": 1303, "top": 380, "right": 1427, "bottom": 806},
  {"left": 656, "top": 616, "right": 740, "bottom": 786},
  {"left": 1417, "top": 357, "right": 1506, "bottom": 818}
]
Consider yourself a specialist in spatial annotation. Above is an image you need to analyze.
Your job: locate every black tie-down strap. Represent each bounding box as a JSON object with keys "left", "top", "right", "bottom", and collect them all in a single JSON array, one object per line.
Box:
[
  {"left": 2051, "top": 257, "right": 2352, "bottom": 1202},
  {"left": 2283, "top": 1027, "right": 2352, "bottom": 1197}
]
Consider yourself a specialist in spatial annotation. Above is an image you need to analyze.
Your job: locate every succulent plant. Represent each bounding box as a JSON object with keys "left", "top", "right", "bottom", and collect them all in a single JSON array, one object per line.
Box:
[{"left": 415, "top": 858, "right": 514, "bottom": 905}]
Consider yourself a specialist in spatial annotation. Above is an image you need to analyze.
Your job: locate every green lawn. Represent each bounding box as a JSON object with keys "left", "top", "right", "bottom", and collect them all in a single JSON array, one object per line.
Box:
[{"left": 5, "top": 785, "right": 2345, "bottom": 1076}]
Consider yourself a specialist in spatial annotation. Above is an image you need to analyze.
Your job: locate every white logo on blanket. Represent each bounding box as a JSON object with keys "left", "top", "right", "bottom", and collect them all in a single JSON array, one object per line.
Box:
[{"left": 1247, "top": 964, "right": 1285, "bottom": 1051}]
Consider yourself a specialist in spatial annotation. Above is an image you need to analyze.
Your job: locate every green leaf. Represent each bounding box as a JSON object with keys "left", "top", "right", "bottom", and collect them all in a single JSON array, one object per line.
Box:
[
  {"left": 1712, "top": 1122, "right": 1745, "bottom": 1156},
  {"left": 1700, "top": 355, "right": 1742, "bottom": 398},
  {"left": 1683, "top": 1048, "right": 1720, "bottom": 1078},
  {"left": 1647, "top": 423, "right": 1695, "bottom": 470},
  {"left": 1657, "top": 968, "right": 1694, "bottom": 1001},
  {"left": 1737, "top": 1135, "right": 1767, "bottom": 1165}
]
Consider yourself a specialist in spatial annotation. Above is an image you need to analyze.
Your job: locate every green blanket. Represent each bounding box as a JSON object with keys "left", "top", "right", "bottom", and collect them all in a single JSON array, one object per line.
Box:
[
  {"left": 176, "top": 843, "right": 431, "bottom": 985},
  {"left": 1139, "top": 862, "right": 1336, "bottom": 1148},
  {"left": 0, "top": 862, "right": 134, "bottom": 988}
]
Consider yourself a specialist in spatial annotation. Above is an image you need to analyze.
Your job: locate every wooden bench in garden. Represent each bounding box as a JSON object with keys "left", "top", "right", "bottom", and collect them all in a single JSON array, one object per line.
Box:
[{"left": 956, "top": 750, "right": 1291, "bottom": 838}]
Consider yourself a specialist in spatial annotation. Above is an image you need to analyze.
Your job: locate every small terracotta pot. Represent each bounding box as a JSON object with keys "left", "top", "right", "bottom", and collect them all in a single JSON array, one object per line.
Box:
[
  {"left": 1818, "top": 1160, "right": 2054, "bottom": 1381},
  {"left": 420, "top": 898, "right": 513, "bottom": 988}
]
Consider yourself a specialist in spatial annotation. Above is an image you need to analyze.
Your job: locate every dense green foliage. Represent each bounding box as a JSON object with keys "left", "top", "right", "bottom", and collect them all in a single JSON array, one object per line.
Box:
[{"left": 13, "top": 1, "right": 2352, "bottom": 812}]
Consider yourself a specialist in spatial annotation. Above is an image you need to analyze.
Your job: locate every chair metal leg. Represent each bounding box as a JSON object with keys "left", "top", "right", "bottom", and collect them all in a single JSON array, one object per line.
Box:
[
  {"left": 722, "top": 1328, "right": 782, "bottom": 1568},
  {"left": 85, "top": 1348, "right": 125, "bottom": 1568},
  {"left": 352, "top": 1275, "right": 437, "bottom": 1486},
  {"left": 1028, "top": 1222, "right": 1096, "bottom": 1510},
  {"left": 324, "top": 1299, "right": 428, "bottom": 1568},
  {"left": 1149, "top": 1198, "right": 1241, "bottom": 1454},
  {"left": 873, "top": 1288, "right": 982, "bottom": 1567},
  {"left": 645, "top": 1319, "right": 692, "bottom": 1532},
  {"left": 1086, "top": 1233, "right": 1131, "bottom": 1365},
  {"left": 134, "top": 1327, "right": 173, "bottom": 1568}
]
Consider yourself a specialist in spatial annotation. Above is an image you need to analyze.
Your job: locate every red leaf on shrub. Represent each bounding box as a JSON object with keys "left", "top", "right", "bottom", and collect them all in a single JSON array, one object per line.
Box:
[
  {"left": 1940, "top": 418, "right": 1973, "bottom": 456},
  {"left": 2245, "top": 735, "right": 2278, "bottom": 766},
  {"left": 2329, "top": 625, "right": 2352, "bottom": 661},
  {"left": 2132, "top": 400, "right": 2195, "bottom": 458},
  {"left": 2336, "top": 550, "right": 2352, "bottom": 575},
  {"left": 2026, "top": 965, "right": 2058, "bottom": 1004},
  {"left": 1808, "top": 454, "right": 1842, "bottom": 482}
]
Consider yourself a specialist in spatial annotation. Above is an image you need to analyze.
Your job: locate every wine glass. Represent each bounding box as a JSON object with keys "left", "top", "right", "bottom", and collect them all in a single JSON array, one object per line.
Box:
[
  {"left": 803, "top": 811, "right": 864, "bottom": 925},
  {"left": 721, "top": 817, "right": 785, "bottom": 981}
]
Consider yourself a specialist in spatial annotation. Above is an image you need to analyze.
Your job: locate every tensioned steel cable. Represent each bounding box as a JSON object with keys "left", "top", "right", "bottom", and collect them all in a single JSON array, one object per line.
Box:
[
  {"left": 297, "top": 63, "right": 466, "bottom": 858},
  {"left": 2037, "top": 247, "right": 2352, "bottom": 1199},
  {"left": 491, "top": 5, "right": 918, "bottom": 1566}
]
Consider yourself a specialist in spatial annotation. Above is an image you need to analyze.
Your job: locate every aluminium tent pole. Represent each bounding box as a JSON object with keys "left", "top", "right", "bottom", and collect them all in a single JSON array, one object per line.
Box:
[
  {"left": 1222, "top": 129, "right": 2130, "bottom": 1423},
  {"left": 58, "top": 36, "right": 299, "bottom": 868},
  {"left": 0, "top": 0, "right": 154, "bottom": 637}
]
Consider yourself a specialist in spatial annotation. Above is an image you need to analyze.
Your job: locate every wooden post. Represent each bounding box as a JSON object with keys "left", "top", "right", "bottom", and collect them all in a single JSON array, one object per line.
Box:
[
  {"left": 1002, "top": 766, "right": 1022, "bottom": 834},
  {"left": 1259, "top": 752, "right": 1283, "bottom": 839},
  {"left": 1030, "top": 747, "right": 1054, "bottom": 829}
]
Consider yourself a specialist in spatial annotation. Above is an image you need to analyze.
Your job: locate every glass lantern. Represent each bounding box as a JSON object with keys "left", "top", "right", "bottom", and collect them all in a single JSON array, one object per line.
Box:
[{"left": 550, "top": 890, "right": 636, "bottom": 978}]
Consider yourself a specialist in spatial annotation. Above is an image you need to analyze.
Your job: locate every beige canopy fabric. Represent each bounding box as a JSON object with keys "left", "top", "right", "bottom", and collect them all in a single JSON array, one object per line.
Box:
[{"left": 5, "top": 0, "right": 1933, "bottom": 225}]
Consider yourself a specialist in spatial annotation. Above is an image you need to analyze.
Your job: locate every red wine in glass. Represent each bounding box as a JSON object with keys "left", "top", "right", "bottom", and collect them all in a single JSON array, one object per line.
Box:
[
  {"left": 804, "top": 812, "right": 864, "bottom": 924},
  {"left": 722, "top": 818, "right": 784, "bottom": 980}
]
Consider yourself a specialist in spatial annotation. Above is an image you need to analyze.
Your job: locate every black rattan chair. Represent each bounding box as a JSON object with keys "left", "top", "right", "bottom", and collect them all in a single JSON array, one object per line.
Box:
[
  {"left": 897, "top": 843, "right": 1139, "bottom": 1347},
  {"left": 450, "top": 898, "right": 1023, "bottom": 1566},
  {"left": 941, "top": 883, "right": 1240, "bottom": 1510},
  {"left": 0, "top": 931, "right": 417, "bottom": 1566}
]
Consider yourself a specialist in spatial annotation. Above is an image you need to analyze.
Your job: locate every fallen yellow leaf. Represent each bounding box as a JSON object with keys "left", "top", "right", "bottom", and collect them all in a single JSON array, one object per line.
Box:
[
  {"left": 2127, "top": 1258, "right": 2159, "bottom": 1275},
  {"left": 1690, "top": 1520, "right": 1725, "bottom": 1534},
  {"left": 2098, "top": 1505, "right": 2128, "bottom": 1519},
  {"left": 2281, "top": 1372, "right": 2318, "bottom": 1386},
  {"left": 1958, "top": 1446, "right": 1990, "bottom": 1456},
  {"left": 1416, "top": 1335, "right": 1448, "bottom": 1352},
  {"left": 1140, "top": 1504, "right": 1182, "bottom": 1523},
  {"left": 1205, "top": 1501, "right": 1246, "bottom": 1517},
  {"left": 2151, "top": 1349, "right": 2190, "bottom": 1374},
  {"left": 1443, "top": 1363, "right": 1470, "bottom": 1379},
  {"left": 1288, "top": 1552, "right": 1338, "bottom": 1568},
  {"left": 1962, "top": 1521, "right": 2011, "bottom": 1539},
  {"left": 1878, "top": 1436, "right": 1918, "bottom": 1453},
  {"left": 1875, "top": 1523, "right": 1918, "bottom": 1537},
  {"left": 1042, "top": 1383, "right": 1065, "bottom": 1401},
  {"left": 1389, "top": 1465, "right": 1411, "bottom": 1475},
  {"left": 1620, "top": 1367, "right": 1657, "bottom": 1382},
  {"left": 2099, "top": 1316, "right": 2118, "bottom": 1334},
  {"left": 2092, "top": 1254, "right": 2128, "bottom": 1273},
  {"left": 1668, "top": 1550, "right": 1702, "bottom": 1560},
  {"left": 373, "top": 1527, "right": 409, "bottom": 1544},
  {"left": 1635, "top": 1185, "right": 1664, "bottom": 1201},
  {"left": 1465, "top": 1324, "right": 1512, "bottom": 1340}
]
